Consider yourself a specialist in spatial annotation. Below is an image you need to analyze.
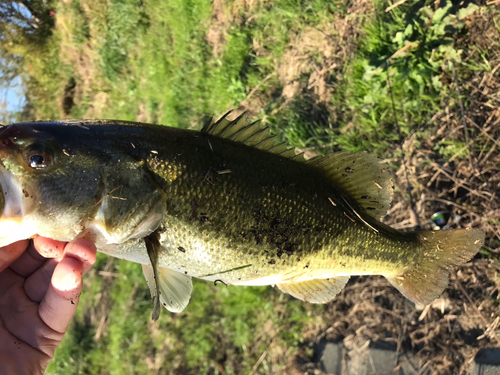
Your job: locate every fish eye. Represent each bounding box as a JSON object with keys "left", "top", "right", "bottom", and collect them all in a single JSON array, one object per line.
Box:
[{"left": 24, "top": 144, "right": 55, "bottom": 170}]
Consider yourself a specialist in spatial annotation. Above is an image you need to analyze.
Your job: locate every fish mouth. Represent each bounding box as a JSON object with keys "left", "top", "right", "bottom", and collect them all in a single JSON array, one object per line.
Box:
[{"left": 0, "top": 162, "right": 28, "bottom": 247}]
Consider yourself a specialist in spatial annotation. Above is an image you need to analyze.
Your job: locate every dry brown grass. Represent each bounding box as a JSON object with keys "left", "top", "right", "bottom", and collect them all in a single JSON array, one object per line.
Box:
[
  {"left": 279, "top": 6, "right": 500, "bottom": 375},
  {"left": 42, "top": 1, "right": 500, "bottom": 373},
  {"left": 236, "top": 0, "right": 374, "bottom": 123}
]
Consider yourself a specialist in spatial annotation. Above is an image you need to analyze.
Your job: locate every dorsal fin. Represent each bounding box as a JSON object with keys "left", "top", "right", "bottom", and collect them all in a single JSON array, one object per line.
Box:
[
  {"left": 307, "top": 151, "right": 393, "bottom": 218},
  {"left": 202, "top": 114, "right": 392, "bottom": 218},
  {"left": 201, "top": 112, "right": 307, "bottom": 162}
]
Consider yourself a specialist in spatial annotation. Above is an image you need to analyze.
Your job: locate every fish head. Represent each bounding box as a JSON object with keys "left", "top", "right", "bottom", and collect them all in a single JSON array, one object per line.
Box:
[
  {"left": 0, "top": 123, "right": 105, "bottom": 245},
  {"left": 0, "top": 121, "right": 167, "bottom": 248}
]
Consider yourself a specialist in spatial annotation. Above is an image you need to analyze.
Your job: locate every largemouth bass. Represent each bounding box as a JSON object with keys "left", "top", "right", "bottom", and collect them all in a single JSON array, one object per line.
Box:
[{"left": 0, "top": 115, "right": 484, "bottom": 319}]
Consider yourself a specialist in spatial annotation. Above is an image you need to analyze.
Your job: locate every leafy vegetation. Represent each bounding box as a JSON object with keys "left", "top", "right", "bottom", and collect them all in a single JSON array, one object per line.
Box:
[
  {"left": 341, "top": 1, "right": 479, "bottom": 153},
  {"left": 1, "top": 0, "right": 498, "bottom": 373},
  {"left": 264, "top": 0, "right": 482, "bottom": 156}
]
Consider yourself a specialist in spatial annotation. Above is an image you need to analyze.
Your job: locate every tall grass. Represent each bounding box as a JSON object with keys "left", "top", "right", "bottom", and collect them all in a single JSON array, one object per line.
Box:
[{"left": 11, "top": 0, "right": 490, "bottom": 373}]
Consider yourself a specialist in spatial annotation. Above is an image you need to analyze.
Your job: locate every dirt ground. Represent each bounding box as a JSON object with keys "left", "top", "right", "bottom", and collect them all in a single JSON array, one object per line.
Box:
[
  {"left": 44, "top": 0, "right": 500, "bottom": 373},
  {"left": 277, "top": 5, "right": 500, "bottom": 375}
]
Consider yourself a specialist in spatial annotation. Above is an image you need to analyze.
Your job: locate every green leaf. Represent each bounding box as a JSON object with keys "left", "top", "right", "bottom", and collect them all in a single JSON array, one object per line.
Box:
[
  {"left": 458, "top": 4, "right": 479, "bottom": 20},
  {"left": 432, "top": 75, "right": 443, "bottom": 90},
  {"left": 393, "top": 31, "right": 404, "bottom": 46},
  {"left": 404, "top": 23, "right": 413, "bottom": 37},
  {"left": 432, "top": 2, "right": 453, "bottom": 25}
]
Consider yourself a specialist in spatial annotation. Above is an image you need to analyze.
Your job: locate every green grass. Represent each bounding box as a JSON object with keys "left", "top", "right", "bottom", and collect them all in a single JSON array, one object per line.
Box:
[
  {"left": 6, "top": 0, "right": 495, "bottom": 373},
  {"left": 266, "top": 0, "right": 481, "bottom": 156},
  {"left": 48, "top": 254, "right": 316, "bottom": 374},
  {"left": 25, "top": 0, "right": 349, "bottom": 125}
]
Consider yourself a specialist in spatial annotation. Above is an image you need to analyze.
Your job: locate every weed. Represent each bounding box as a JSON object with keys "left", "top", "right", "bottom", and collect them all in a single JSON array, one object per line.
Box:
[
  {"left": 7, "top": 0, "right": 495, "bottom": 374},
  {"left": 333, "top": 1, "right": 480, "bottom": 155}
]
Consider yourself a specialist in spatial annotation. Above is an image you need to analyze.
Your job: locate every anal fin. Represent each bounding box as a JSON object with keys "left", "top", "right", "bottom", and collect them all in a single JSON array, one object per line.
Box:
[{"left": 277, "top": 276, "right": 350, "bottom": 303}]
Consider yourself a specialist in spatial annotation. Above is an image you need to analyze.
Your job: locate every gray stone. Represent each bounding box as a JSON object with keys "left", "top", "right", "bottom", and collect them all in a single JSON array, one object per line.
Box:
[
  {"left": 471, "top": 348, "right": 500, "bottom": 375},
  {"left": 314, "top": 341, "right": 343, "bottom": 375},
  {"left": 347, "top": 341, "right": 421, "bottom": 375},
  {"left": 313, "top": 340, "right": 500, "bottom": 375}
]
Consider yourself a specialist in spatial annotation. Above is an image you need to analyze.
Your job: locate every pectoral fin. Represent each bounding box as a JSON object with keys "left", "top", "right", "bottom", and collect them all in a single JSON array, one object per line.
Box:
[
  {"left": 143, "top": 235, "right": 193, "bottom": 320},
  {"left": 143, "top": 236, "right": 161, "bottom": 320},
  {"left": 277, "top": 276, "right": 350, "bottom": 303},
  {"left": 142, "top": 263, "right": 161, "bottom": 321},
  {"left": 155, "top": 267, "right": 193, "bottom": 313}
]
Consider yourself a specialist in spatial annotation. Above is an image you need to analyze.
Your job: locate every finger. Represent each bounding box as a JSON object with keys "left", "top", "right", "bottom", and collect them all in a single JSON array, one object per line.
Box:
[
  {"left": 0, "top": 272, "right": 64, "bottom": 358},
  {"left": 24, "top": 259, "right": 58, "bottom": 302},
  {"left": 24, "top": 238, "right": 97, "bottom": 302},
  {"left": 0, "top": 267, "right": 23, "bottom": 298},
  {"left": 0, "top": 240, "right": 29, "bottom": 273},
  {"left": 9, "top": 236, "right": 65, "bottom": 278},
  {"left": 63, "top": 238, "right": 97, "bottom": 275},
  {"left": 9, "top": 241, "right": 47, "bottom": 278},
  {"left": 33, "top": 236, "right": 66, "bottom": 259},
  {"left": 38, "top": 257, "right": 83, "bottom": 333}
]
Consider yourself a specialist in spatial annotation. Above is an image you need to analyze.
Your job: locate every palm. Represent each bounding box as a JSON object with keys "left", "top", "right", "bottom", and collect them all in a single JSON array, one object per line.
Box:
[{"left": 0, "top": 237, "right": 96, "bottom": 375}]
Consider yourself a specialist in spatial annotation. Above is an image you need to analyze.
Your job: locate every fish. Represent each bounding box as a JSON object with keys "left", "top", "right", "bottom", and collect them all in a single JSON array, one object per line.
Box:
[{"left": 0, "top": 114, "right": 484, "bottom": 319}]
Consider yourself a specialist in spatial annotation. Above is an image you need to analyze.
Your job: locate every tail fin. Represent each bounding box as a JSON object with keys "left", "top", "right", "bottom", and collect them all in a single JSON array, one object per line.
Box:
[{"left": 386, "top": 228, "right": 484, "bottom": 306}]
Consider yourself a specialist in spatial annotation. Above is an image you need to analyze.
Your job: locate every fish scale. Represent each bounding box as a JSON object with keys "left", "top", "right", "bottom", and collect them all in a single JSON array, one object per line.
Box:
[
  {"left": 0, "top": 116, "right": 484, "bottom": 317},
  {"left": 146, "top": 131, "right": 415, "bottom": 282}
]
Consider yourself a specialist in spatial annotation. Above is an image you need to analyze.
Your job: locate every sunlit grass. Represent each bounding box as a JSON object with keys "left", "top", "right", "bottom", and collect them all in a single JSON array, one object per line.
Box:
[{"left": 20, "top": 0, "right": 493, "bottom": 374}]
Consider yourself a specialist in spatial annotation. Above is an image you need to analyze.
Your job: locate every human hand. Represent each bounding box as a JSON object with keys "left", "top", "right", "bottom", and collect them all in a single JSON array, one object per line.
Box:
[{"left": 0, "top": 236, "right": 97, "bottom": 375}]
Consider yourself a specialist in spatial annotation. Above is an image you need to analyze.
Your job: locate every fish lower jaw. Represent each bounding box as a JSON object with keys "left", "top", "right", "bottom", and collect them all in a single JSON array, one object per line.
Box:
[
  {"left": 0, "top": 165, "right": 22, "bottom": 215},
  {"left": 0, "top": 217, "right": 37, "bottom": 247},
  {"left": 0, "top": 166, "right": 37, "bottom": 246}
]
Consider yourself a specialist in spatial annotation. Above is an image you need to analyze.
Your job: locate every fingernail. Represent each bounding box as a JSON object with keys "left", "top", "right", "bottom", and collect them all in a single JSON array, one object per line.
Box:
[
  {"left": 64, "top": 238, "right": 97, "bottom": 274},
  {"left": 33, "top": 236, "right": 66, "bottom": 259},
  {"left": 52, "top": 256, "right": 82, "bottom": 293}
]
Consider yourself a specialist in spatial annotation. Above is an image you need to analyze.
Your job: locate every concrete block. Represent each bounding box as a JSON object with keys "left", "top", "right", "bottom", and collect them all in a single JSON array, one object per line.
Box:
[
  {"left": 471, "top": 348, "right": 500, "bottom": 375},
  {"left": 314, "top": 341, "right": 343, "bottom": 375},
  {"left": 347, "top": 341, "right": 420, "bottom": 375}
]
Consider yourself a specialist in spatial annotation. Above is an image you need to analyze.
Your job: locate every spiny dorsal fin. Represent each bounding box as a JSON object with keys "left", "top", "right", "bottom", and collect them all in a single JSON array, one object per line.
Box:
[
  {"left": 201, "top": 112, "right": 307, "bottom": 162},
  {"left": 307, "top": 151, "right": 393, "bottom": 219},
  {"left": 202, "top": 114, "right": 391, "bottom": 218}
]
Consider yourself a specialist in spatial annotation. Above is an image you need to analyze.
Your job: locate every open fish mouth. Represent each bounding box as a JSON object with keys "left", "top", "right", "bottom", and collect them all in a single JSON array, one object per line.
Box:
[{"left": 0, "top": 162, "right": 28, "bottom": 246}]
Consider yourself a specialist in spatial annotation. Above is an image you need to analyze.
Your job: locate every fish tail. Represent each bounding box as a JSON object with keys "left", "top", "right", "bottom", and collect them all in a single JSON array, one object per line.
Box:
[{"left": 386, "top": 228, "right": 484, "bottom": 306}]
